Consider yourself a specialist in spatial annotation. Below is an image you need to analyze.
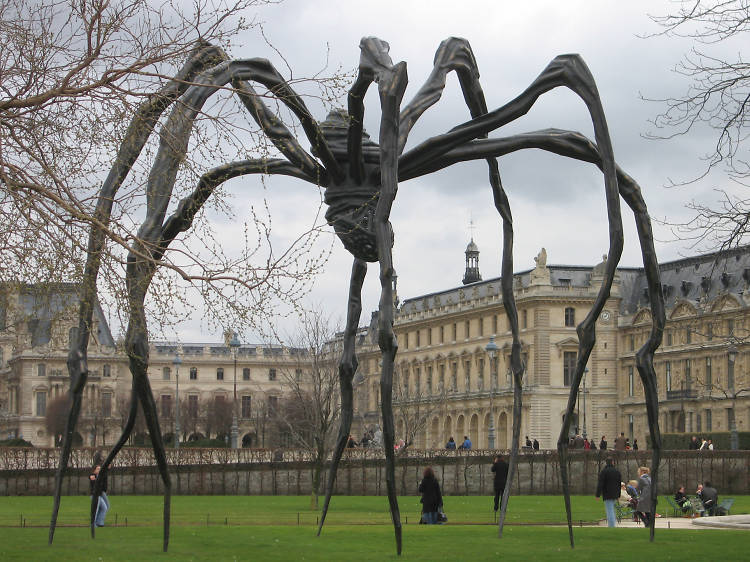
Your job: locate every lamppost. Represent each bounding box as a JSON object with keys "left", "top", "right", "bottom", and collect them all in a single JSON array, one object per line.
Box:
[
  {"left": 173, "top": 353, "right": 182, "bottom": 449},
  {"left": 582, "top": 367, "right": 588, "bottom": 440},
  {"left": 485, "top": 336, "right": 498, "bottom": 449},
  {"left": 229, "top": 332, "right": 241, "bottom": 449},
  {"left": 728, "top": 344, "right": 739, "bottom": 450}
]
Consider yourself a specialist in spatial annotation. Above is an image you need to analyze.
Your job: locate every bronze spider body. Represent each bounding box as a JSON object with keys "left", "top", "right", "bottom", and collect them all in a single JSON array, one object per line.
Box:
[{"left": 50, "top": 37, "right": 665, "bottom": 555}]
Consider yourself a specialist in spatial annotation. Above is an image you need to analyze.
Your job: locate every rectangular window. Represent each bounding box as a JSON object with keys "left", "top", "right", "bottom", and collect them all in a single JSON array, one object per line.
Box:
[
  {"left": 241, "top": 395, "right": 252, "bottom": 418},
  {"left": 697, "top": 413, "right": 702, "bottom": 432},
  {"left": 465, "top": 320, "right": 470, "bottom": 339},
  {"left": 439, "top": 364, "right": 445, "bottom": 391},
  {"left": 666, "top": 361, "right": 672, "bottom": 392},
  {"left": 36, "top": 391, "right": 46, "bottom": 416},
  {"left": 451, "top": 362, "right": 458, "bottom": 391},
  {"left": 216, "top": 367, "right": 224, "bottom": 381},
  {"left": 440, "top": 325, "right": 444, "bottom": 344},
  {"left": 705, "top": 409, "right": 712, "bottom": 431},
  {"left": 727, "top": 318, "right": 735, "bottom": 336},
  {"left": 478, "top": 317, "right": 484, "bottom": 337},
  {"left": 564, "top": 307, "right": 575, "bottom": 327},
  {"left": 37, "top": 364, "right": 46, "bottom": 377},
  {"left": 686, "top": 328, "right": 692, "bottom": 344},
  {"left": 706, "top": 357, "right": 712, "bottom": 388},
  {"left": 452, "top": 323, "right": 457, "bottom": 341},
  {"left": 161, "top": 394, "right": 172, "bottom": 418},
  {"left": 268, "top": 395, "right": 278, "bottom": 413},
  {"left": 666, "top": 330, "right": 673, "bottom": 346},
  {"left": 295, "top": 368, "right": 302, "bottom": 381},
  {"left": 428, "top": 328, "right": 432, "bottom": 346},
  {"left": 102, "top": 364, "right": 111, "bottom": 377},
  {"left": 563, "top": 351, "right": 576, "bottom": 386},
  {"left": 269, "top": 368, "right": 277, "bottom": 381},
  {"left": 189, "top": 367, "right": 198, "bottom": 380},
  {"left": 415, "top": 368, "right": 421, "bottom": 394},
  {"left": 728, "top": 355, "right": 735, "bottom": 390},
  {"left": 464, "top": 360, "right": 471, "bottom": 391},
  {"left": 404, "top": 332, "right": 409, "bottom": 350},
  {"left": 628, "top": 366, "right": 634, "bottom": 397},
  {"left": 188, "top": 395, "right": 198, "bottom": 417},
  {"left": 243, "top": 367, "right": 251, "bottom": 381},
  {"left": 163, "top": 367, "right": 171, "bottom": 380},
  {"left": 102, "top": 392, "right": 112, "bottom": 418},
  {"left": 492, "top": 315, "right": 498, "bottom": 335},
  {"left": 685, "top": 359, "right": 691, "bottom": 389},
  {"left": 416, "top": 330, "right": 421, "bottom": 347},
  {"left": 629, "top": 335, "right": 635, "bottom": 351},
  {"left": 522, "top": 310, "right": 528, "bottom": 329},
  {"left": 427, "top": 366, "right": 433, "bottom": 394},
  {"left": 707, "top": 323, "right": 713, "bottom": 341}
]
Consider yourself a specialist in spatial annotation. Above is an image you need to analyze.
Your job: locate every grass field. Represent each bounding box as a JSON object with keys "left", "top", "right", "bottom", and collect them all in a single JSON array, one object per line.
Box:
[{"left": 1, "top": 495, "right": 748, "bottom": 561}]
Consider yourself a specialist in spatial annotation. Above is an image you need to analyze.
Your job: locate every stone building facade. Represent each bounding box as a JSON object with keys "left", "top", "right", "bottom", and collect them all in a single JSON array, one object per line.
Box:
[
  {"left": 0, "top": 285, "right": 310, "bottom": 448},
  {"left": 2, "top": 244, "right": 749, "bottom": 451},
  {"left": 353, "top": 244, "right": 750, "bottom": 451}
]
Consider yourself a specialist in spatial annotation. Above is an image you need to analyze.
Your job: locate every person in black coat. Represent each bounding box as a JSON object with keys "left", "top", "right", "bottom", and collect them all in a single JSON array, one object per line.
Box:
[
  {"left": 491, "top": 455, "right": 509, "bottom": 512},
  {"left": 418, "top": 466, "right": 443, "bottom": 524},
  {"left": 595, "top": 457, "right": 622, "bottom": 527}
]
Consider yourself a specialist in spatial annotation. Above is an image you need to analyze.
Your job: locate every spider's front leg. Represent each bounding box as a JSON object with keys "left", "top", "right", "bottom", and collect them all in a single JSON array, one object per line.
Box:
[{"left": 318, "top": 258, "right": 367, "bottom": 535}]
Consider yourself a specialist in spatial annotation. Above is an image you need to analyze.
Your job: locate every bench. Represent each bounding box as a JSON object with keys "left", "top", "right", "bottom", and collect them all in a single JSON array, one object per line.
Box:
[{"left": 717, "top": 498, "right": 734, "bottom": 516}]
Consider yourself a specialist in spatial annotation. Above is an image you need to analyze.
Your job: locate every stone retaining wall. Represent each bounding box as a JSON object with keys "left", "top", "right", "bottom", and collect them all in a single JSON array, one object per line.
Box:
[{"left": 1, "top": 448, "right": 748, "bottom": 496}]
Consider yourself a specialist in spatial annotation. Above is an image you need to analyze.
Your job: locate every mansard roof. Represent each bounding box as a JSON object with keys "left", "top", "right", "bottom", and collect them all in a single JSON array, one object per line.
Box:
[{"left": 396, "top": 245, "right": 750, "bottom": 317}]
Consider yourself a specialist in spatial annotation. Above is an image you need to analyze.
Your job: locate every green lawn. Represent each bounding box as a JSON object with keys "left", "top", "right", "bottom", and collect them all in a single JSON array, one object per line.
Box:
[{"left": 1, "top": 495, "right": 747, "bottom": 561}]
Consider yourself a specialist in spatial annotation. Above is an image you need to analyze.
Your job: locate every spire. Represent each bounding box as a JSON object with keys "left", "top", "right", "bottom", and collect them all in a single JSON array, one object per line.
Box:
[{"left": 462, "top": 236, "right": 482, "bottom": 285}]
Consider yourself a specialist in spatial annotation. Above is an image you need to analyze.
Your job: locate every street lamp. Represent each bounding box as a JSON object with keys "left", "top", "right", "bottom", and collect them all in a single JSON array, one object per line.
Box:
[
  {"left": 229, "top": 332, "right": 241, "bottom": 449},
  {"left": 728, "top": 344, "right": 739, "bottom": 450},
  {"left": 485, "top": 336, "right": 498, "bottom": 449},
  {"left": 173, "top": 353, "right": 182, "bottom": 449},
  {"left": 582, "top": 367, "right": 588, "bottom": 440}
]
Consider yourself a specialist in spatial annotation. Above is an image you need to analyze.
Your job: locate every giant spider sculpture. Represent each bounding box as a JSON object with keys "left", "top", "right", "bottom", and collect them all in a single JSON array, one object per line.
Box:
[{"left": 50, "top": 37, "right": 665, "bottom": 555}]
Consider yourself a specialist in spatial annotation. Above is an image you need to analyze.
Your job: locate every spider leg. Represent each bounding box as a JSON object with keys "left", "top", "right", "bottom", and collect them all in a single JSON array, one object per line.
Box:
[
  {"left": 317, "top": 258, "right": 367, "bottom": 536},
  {"left": 49, "top": 41, "right": 227, "bottom": 546},
  {"left": 419, "top": 129, "right": 665, "bottom": 541},
  {"left": 345, "top": 37, "right": 409, "bottom": 555},
  {"left": 397, "top": 36, "right": 523, "bottom": 539},
  {"left": 401, "top": 56, "right": 621, "bottom": 548}
]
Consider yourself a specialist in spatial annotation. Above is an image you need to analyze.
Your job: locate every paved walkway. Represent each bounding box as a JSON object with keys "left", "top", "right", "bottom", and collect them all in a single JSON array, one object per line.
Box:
[{"left": 602, "top": 514, "right": 750, "bottom": 530}]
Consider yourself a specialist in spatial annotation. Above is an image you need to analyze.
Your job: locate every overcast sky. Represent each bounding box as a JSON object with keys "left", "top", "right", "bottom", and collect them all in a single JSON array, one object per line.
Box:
[{"left": 159, "top": 0, "right": 744, "bottom": 344}]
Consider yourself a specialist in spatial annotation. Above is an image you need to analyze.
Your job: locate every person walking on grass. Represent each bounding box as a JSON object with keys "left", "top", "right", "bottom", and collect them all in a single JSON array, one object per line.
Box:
[
  {"left": 636, "top": 466, "right": 652, "bottom": 526},
  {"left": 89, "top": 452, "right": 110, "bottom": 527},
  {"left": 595, "top": 457, "right": 622, "bottom": 527}
]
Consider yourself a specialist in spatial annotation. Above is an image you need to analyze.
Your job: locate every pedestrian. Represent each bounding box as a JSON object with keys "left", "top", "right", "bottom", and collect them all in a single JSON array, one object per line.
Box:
[
  {"left": 491, "top": 455, "right": 509, "bottom": 513},
  {"left": 595, "top": 457, "right": 622, "bottom": 527},
  {"left": 460, "top": 435, "right": 472, "bottom": 450},
  {"left": 347, "top": 435, "right": 358, "bottom": 448},
  {"left": 635, "top": 466, "right": 652, "bottom": 526},
  {"left": 445, "top": 436, "right": 456, "bottom": 450},
  {"left": 89, "top": 452, "right": 110, "bottom": 528},
  {"left": 525, "top": 436, "right": 532, "bottom": 448},
  {"left": 614, "top": 432, "right": 627, "bottom": 451},
  {"left": 632, "top": 439, "right": 638, "bottom": 451},
  {"left": 688, "top": 435, "right": 700, "bottom": 450},
  {"left": 584, "top": 438, "right": 591, "bottom": 450},
  {"left": 532, "top": 438, "right": 540, "bottom": 451},
  {"left": 698, "top": 481, "right": 719, "bottom": 515},
  {"left": 418, "top": 466, "right": 443, "bottom": 524},
  {"left": 707, "top": 439, "right": 714, "bottom": 451},
  {"left": 599, "top": 435, "right": 607, "bottom": 450}
]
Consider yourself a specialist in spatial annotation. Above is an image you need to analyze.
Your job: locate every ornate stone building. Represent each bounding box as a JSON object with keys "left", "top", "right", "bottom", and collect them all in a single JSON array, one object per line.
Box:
[
  {"left": 0, "top": 285, "right": 309, "bottom": 448},
  {"left": 353, "top": 244, "right": 750, "bottom": 451}
]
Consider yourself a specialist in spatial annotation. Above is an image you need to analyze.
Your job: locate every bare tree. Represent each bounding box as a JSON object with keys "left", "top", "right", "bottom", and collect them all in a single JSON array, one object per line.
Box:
[
  {"left": 45, "top": 395, "right": 71, "bottom": 447},
  {"left": 205, "top": 395, "right": 233, "bottom": 440},
  {"left": 275, "top": 310, "right": 340, "bottom": 509},
  {"left": 646, "top": 1, "right": 750, "bottom": 251},
  {"left": 392, "top": 364, "right": 447, "bottom": 493}
]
